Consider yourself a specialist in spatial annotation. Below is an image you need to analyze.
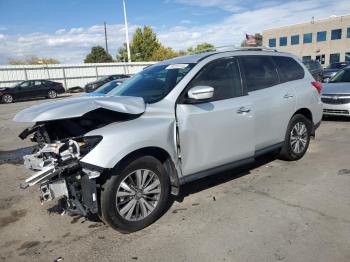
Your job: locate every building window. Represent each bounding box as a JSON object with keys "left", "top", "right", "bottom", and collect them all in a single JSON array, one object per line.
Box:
[
  {"left": 347, "top": 28, "right": 350, "bottom": 38},
  {"left": 345, "top": 52, "right": 350, "bottom": 62},
  {"left": 316, "top": 54, "right": 325, "bottom": 65},
  {"left": 279, "top": 37, "right": 287, "bottom": 46},
  {"left": 291, "top": 35, "right": 299, "bottom": 45},
  {"left": 269, "top": 38, "right": 276, "bottom": 47},
  {"left": 330, "top": 53, "right": 340, "bottom": 64},
  {"left": 303, "top": 33, "right": 312, "bottom": 44},
  {"left": 317, "top": 31, "right": 327, "bottom": 42},
  {"left": 331, "top": 29, "right": 342, "bottom": 40},
  {"left": 302, "top": 56, "right": 311, "bottom": 63}
]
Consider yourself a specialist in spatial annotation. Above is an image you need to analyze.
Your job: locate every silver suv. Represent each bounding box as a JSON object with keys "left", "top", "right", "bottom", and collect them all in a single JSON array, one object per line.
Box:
[{"left": 15, "top": 48, "right": 323, "bottom": 232}]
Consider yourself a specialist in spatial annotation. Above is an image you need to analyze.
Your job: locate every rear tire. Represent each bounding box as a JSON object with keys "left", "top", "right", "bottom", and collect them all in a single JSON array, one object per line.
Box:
[
  {"left": 100, "top": 156, "right": 171, "bottom": 233},
  {"left": 279, "top": 114, "right": 311, "bottom": 161},
  {"left": 47, "top": 90, "right": 57, "bottom": 99},
  {"left": 2, "top": 94, "right": 13, "bottom": 103}
]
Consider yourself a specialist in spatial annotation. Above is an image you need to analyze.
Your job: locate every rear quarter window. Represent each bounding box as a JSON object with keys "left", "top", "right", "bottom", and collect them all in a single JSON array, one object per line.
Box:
[
  {"left": 239, "top": 55, "right": 279, "bottom": 92},
  {"left": 272, "top": 56, "right": 305, "bottom": 83}
]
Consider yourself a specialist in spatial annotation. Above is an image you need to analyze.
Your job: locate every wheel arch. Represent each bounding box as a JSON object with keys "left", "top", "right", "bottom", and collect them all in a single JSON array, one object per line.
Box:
[
  {"left": 106, "top": 146, "right": 180, "bottom": 195},
  {"left": 293, "top": 108, "right": 315, "bottom": 136}
]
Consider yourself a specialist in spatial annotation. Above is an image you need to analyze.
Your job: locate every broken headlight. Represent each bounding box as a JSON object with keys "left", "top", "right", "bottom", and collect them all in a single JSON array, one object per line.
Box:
[{"left": 74, "top": 136, "right": 102, "bottom": 157}]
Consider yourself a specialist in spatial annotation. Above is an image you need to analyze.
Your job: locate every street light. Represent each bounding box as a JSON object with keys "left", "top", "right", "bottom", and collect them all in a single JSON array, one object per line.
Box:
[{"left": 122, "top": 0, "right": 131, "bottom": 62}]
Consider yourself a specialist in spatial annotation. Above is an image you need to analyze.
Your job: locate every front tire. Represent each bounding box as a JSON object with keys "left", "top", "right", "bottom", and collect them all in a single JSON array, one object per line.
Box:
[
  {"left": 279, "top": 114, "right": 311, "bottom": 161},
  {"left": 2, "top": 94, "right": 13, "bottom": 103},
  {"left": 100, "top": 156, "right": 170, "bottom": 233}
]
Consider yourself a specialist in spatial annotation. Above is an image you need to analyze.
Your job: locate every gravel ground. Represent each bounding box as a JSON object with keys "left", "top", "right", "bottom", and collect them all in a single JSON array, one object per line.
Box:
[{"left": 0, "top": 96, "right": 350, "bottom": 262}]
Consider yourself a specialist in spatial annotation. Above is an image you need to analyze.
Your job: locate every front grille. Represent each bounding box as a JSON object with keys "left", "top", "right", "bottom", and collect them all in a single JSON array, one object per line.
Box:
[
  {"left": 321, "top": 97, "right": 350, "bottom": 104},
  {"left": 323, "top": 109, "right": 349, "bottom": 115}
]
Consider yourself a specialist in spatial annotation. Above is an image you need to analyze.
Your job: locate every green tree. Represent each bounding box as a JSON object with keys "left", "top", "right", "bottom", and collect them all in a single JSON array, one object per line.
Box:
[
  {"left": 150, "top": 46, "right": 182, "bottom": 61},
  {"left": 187, "top": 42, "right": 215, "bottom": 53},
  {"left": 8, "top": 55, "right": 60, "bottom": 65},
  {"left": 241, "top": 33, "right": 263, "bottom": 47},
  {"left": 84, "top": 46, "right": 113, "bottom": 63},
  {"left": 116, "top": 26, "right": 161, "bottom": 62}
]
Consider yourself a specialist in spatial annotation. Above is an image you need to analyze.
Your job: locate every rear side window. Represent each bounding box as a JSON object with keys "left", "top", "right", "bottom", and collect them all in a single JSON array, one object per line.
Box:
[
  {"left": 272, "top": 56, "right": 305, "bottom": 83},
  {"left": 239, "top": 56, "right": 279, "bottom": 92},
  {"left": 186, "top": 57, "right": 243, "bottom": 101}
]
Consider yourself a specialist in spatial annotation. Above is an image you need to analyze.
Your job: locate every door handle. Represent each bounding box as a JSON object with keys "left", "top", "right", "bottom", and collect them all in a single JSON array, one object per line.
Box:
[
  {"left": 237, "top": 107, "right": 251, "bottom": 114},
  {"left": 283, "top": 94, "right": 294, "bottom": 99}
]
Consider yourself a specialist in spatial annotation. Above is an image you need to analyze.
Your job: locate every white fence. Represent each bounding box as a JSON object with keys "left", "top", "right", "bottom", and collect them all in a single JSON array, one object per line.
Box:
[{"left": 0, "top": 62, "right": 155, "bottom": 89}]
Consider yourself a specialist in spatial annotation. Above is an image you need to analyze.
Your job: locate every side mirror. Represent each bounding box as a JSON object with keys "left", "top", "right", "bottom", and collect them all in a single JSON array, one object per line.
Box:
[
  {"left": 324, "top": 78, "right": 330, "bottom": 83},
  {"left": 187, "top": 86, "right": 214, "bottom": 101}
]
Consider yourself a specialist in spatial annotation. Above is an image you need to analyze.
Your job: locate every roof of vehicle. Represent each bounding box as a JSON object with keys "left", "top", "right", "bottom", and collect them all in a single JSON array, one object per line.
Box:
[{"left": 156, "top": 46, "right": 287, "bottom": 65}]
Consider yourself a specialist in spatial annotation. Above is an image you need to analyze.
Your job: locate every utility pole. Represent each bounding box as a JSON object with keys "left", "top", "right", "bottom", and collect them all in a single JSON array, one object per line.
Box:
[
  {"left": 104, "top": 22, "right": 109, "bottom": 54},
  {"left": 122, "top": 0, "right": 131, "bottom": 62}
]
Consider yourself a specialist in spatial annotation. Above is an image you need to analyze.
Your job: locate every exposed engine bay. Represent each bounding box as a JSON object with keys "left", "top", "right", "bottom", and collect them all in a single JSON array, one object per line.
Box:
[{"left": 18, "top": 107, "right": 141, "bottom": 217}]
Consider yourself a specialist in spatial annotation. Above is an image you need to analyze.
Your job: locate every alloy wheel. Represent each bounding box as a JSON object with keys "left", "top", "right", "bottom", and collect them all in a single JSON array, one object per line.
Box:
[
  {"left": 116, "top": 169, "right": 161, "bottom": 221},
  {"left": 48, "top": 90, "right": 57, "bottom": 98},
  {"left": 2, "top": 94, "right": 13, "bottom": 103},
  {"left": 290, "top": 122, "right": 308, "bottom": 154}
]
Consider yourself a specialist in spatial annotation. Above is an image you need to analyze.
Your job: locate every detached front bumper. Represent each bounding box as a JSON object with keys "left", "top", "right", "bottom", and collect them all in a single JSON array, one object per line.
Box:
[{"left": 21, "top": 140, "right": 103, "bottom": 216}]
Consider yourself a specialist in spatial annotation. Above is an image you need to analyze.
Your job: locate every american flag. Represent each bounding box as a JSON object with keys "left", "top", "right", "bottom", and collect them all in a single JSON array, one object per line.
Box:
[{"left": 245, "top": 34, "right": 256, "bottom": 45}]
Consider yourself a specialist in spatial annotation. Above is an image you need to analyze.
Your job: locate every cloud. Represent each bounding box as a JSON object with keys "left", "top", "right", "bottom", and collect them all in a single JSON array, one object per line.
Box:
[{"left": 0, "top": 0, "right": 349, "bottom": 64}]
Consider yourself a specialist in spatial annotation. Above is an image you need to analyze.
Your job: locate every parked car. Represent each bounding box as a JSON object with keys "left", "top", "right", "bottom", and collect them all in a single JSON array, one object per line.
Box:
[
  {"left": 85, "top": 74, "right": 130, "bottom": 93},
  {"left": 321, "top": 66, "right": 350, "bottom": 116},
  {"left": 84, "top": 79, "right": 127, "bottom": 97},
  {"left": 323, "top": 61, "right": 350, "bottom": 82},
  {"left": 303, "top": 59, "right": 323, "bottom": 82},
  {"left": 0, "top": 80, "right": 65, "bottom": 103},
  {"left": 15, "top": 48, "right": 322, "bottom": 233},
  {"left": 68, "top": 86, "right": 85, "bottom": 93}
]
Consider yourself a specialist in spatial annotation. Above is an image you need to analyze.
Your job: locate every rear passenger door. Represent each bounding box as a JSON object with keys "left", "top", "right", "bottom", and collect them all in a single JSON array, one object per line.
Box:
[
  {"left": 176, "top": 57, "right": 254, "bottom": 176},
  {"left": 239, "top": 55, "right": 297, "bottom": 152}
]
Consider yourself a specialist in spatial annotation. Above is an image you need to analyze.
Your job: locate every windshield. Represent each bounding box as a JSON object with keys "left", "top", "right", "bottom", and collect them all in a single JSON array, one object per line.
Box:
[
  {"left": 330, "top": 69, "right": 350, "bottom": 83},
  {"left": 108, "top": 63, "right": 195, "bottom": 103},
  {"left": 94, "top": 81, "right": 120, "bottom": 94}
]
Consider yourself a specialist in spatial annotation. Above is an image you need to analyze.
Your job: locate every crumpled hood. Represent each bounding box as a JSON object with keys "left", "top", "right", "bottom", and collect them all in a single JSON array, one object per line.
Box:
[
  {"left": 321, "top": 82, "right": 350, "bottom": 95},
  {"left": 14, "top": 96, "right": 146, "bottom": 123}
]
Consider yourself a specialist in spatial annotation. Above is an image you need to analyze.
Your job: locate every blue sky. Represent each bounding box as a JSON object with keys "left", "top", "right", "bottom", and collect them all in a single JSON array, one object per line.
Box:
[{"left": 0, "top": 0, "right": 349, "bottom": 64}]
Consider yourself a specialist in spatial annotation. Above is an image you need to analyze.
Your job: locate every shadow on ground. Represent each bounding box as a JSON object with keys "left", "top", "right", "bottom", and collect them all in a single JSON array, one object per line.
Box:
[{"left": 0, "top": 146, "right": 34, "bottom": 165}]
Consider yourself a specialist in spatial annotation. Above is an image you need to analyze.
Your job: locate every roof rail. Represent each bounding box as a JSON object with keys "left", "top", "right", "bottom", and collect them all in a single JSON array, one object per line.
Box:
[{"left": 189, "top": 45, "right": 277, "bottom": 55}]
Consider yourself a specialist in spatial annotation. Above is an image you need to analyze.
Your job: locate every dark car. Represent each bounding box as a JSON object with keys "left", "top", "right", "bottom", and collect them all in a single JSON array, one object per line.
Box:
[
  {"left": 84, "top": 74, "right": 130, "bottom": 93},
  {"left": 303, "top": 59, "right": 323, "bottom": 82},
  {"left": 0, "top": 80, "right": 65, "bottom": 103},
  {"left": 84, "top": 79, "right": 127, "bottom": 97},
  {"left": 323, "top": 61, "right": 350, "bottom": 82}
]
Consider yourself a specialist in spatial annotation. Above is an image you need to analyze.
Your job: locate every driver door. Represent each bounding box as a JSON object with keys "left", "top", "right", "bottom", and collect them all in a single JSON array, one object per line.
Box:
[{"left": 176, "top": 57, "right": 254, "bottom": 176}]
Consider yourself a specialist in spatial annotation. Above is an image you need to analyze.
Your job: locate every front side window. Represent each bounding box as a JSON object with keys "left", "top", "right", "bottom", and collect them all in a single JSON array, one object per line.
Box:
[
  {"left": 331, "top": 29, "right": 342, "bottom": 40},
  {"left": 291, "top": 35, "right": 299, "bottom": 45},
  {"left": 269, "top": 38, "right": 276, "bottom": 47},
  {"left": 347, "top": 27, "right": 350, "bottom": 38},
  {"left": 303, "top": 33, "right": 312, "bottom": 44},
  {"left": 279, "top": 37, "right": 287, "bottom": 46},
  {"left": 317, "top": 31, "right": 327, "bottom": 42},
  {"left": 272, "top": 56, "right": 304, "bottom": 83},
  {"left": 185, "top": 58, "right": 243, "bottom": 101},
  {"left": 109, "top": 63, "right": 195, "bottom": 103},
  {"left": 239, "top": 56, "right": 279, "bottom": 92},
  {"left": 330, "top": 69, "right": 350, "bottom": 83},
  {"left": 329, "top": 53, "right": 340, "bottom": 64},
  {"left": 18, "top": 81, "right": 33, "bottom": 88}
]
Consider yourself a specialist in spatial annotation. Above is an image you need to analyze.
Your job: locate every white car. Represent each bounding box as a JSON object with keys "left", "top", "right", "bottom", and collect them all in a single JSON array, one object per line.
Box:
[{"left": 15, "top": 47, "right": 323, "bottom": 232}]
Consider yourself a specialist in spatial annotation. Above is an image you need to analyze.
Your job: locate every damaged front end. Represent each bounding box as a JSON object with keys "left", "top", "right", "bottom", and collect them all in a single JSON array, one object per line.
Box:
[
  {"left": 21, "top": 135, "right": 103, "bottom": 216},
  {"left": 15, "top": 96, "right": 146, "bottom": 217}
]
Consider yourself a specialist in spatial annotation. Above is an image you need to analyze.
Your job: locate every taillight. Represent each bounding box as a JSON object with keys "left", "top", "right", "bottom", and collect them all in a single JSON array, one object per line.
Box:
[{"left": 311, "top": 81, "right": 322, "bottom": 94}]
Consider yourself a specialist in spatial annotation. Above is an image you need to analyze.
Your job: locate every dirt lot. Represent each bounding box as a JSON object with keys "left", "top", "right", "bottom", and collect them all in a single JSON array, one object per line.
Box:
[{"left": 0, "top": 96, "right": 350, "bottom": 262}]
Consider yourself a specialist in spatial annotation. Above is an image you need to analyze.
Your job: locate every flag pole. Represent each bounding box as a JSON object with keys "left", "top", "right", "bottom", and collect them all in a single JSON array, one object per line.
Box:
[{"left": 122, "top": 0, "right": 131, "bottom": 62}]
